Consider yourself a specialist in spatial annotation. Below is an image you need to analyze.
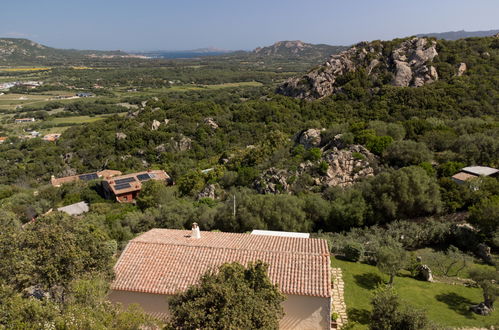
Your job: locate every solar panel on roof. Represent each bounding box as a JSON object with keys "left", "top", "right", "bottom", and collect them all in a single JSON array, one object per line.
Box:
[
  {"left": 115, "top": 177, "right": 136, "bottom": 185},
  {"left": 114, "top": 183, "right": 131, "bottom": 190},
  {"left": 137, "top": 173, "right": 151, "bottom": 181},
  {"left": 79, "top": 173, "right": 99, "bottom": 181}
]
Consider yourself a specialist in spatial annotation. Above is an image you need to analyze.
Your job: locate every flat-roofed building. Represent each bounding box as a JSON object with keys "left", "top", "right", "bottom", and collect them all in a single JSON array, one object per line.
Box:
[
  {"left": 14, "top": 117, "right": 35, "bottom": 123},
  {"left": 102, "top": 170, "right": 171, "bottom": 203},
  {"left": 452, "top": 166, "right": 498, "bottom": 184},
  {"left": 109, "top": 226, "right": 332, "bottom": 329},
  {"left": 51, "top": 169, "right": 122, "bottom": 187}
]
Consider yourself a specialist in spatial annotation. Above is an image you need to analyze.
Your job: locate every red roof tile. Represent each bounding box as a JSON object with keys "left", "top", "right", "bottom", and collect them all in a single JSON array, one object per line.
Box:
[{"left": 112, "top": 229, "right": 331, "bottom": 298}]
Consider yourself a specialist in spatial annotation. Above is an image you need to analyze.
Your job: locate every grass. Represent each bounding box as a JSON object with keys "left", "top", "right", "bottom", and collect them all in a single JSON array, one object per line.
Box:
[
  {"left": 331, "top": 257, "right": 499, "bottom": 329},
  {"left": 46, "top": 115, "right": 113, "bottom": 125},
  {"left": 142, "top": 81, "right": 263, "bottom": 93},
  {"left": 0, "top": 67, "right": 50, "bottom": 72}
]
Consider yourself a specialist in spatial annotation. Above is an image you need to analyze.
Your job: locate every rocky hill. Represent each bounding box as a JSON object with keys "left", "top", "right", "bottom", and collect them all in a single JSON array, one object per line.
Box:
[
  {"left": 0, "top": 38, "right": 128, "bottom": 65},
  {"left": 277, "top": 37, "right": 443, "bottom": 100},
  {"left": 416, "top": 29, "right": 499, "bottom": 40},
  {"left": 253, "top": 40, "right": 347, "bottom": 59}
]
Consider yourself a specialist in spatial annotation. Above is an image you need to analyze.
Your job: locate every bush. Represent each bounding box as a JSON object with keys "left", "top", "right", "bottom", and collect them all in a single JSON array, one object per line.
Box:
[
  {"left": 370, "top": 285, "right": 431, "bottom": 330},
  {"left": 383, "top": 140, "right": 433, "bottom": 167},
  {"left": 341, "top": 241, "right": 364, "bottom": 262}
]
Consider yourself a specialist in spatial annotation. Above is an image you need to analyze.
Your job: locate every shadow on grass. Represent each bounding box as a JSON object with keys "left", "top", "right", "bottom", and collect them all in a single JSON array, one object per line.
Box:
[
  {"left": 354, "top": 272, "right": 384, "bottom": 290},
  {"left": 347, "top": 307, "right": 370, "bottom": 324},
  {"left": 435, "top": 292, "right": 475, "bottom": 319}
]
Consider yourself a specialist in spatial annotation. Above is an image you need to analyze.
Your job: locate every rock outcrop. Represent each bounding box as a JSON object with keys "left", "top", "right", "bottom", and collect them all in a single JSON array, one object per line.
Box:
[
  {"left": 115, "top": 132, "right": 127, "bottom": 140},
  {"left": 197, "top": 184, "right": 217, "bottom": 199},
  {"left": 470, "top": 302, "right": 492, "bottom": 316},
  {"left": 151, "top": 119, "right": 161, "bottom": 131},
  {"left": 170, "top": 134, "right": 192, "bottom": 152},
  {"left": 303, "top": 145, "right": 376, "bottom": 187},
  {"left": 254, "top": 168, "right": 290, "bottom": 194},
  {"left": 457, "top": 62, "right": 467, "bottom": 76},
  {"left": 277, "top": 37, "right": 440, "bottom": 100},
  {"left": 204, "top": 117, "right": 219, "bottom": 130},
  {"left": 415, "top": 264, "right": 434, "bottom": 282},
  {"left": 297, "top": 128, "right": 323, "bottom": 148},
  {"left": 254, "top": 144, "right": 376, "bottom": 194}
]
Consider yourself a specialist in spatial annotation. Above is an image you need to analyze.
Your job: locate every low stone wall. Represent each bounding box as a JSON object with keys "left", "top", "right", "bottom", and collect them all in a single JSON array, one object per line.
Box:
[{"left": 331, "top": 268, "right": 348, "bottom": 328}]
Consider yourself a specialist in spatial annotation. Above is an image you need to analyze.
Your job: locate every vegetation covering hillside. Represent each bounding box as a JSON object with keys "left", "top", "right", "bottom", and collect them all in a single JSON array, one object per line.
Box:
[
  {"left": 0, "top": 38, "right": 127, "bottom": 65},
  {"left": 0, "top": 35, "right": 497, "bottom": 328},
  {"left": 277, "top": 34, "right": 499, "bottom": 100}
]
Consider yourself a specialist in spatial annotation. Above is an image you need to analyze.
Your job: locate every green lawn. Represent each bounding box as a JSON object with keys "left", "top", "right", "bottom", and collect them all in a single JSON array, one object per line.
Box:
[
  {"left": 46, "top": 115, "right": 113, "bottom": 125},
  {"left": 331, "top": 257, "right": 499, "bottom": 329}
]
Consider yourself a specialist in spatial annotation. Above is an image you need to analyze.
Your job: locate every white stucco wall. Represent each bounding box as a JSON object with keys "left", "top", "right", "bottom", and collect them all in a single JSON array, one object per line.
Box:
[
  {"left": 108, "top": 290, "right": 331, "bottom": 329},
  {"left": 108, "top": 290, "right": 171, "bottom": 320},
  {"left": 281, "top": 294, "right": 331, "bottom": 330}
]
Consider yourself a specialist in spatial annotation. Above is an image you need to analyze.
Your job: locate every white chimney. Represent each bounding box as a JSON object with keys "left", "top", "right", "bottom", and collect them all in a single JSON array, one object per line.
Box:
[{"left": 191, "top": 223, "right": 201, "bottom": 239}]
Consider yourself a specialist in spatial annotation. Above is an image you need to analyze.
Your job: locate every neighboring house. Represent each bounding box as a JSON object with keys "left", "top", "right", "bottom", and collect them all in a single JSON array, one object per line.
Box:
[
  {"left": 14, "top": 118, "right": 35, "bottom": 123},
  {"left": 102, "top": 170, "right": 171, "bottom": 203},
  {"left": 0, "top": 137, "right": 7, "bottom": 143},
  {"left": 251, "top": 229, "right": 310, "bottom": 238},
  {"left": 42, "top": 133, "right": 62, "bottom": 142},
  {"left": 109, "top": 226, "right": 332, "bottom": 329},
  {"left": 76, "top": 92, "right": 94, "bottom": 97},
  {"left": 57, "top": 201, "right": 89, "bottom": 216},
  {"left": 451, "top": 166, "right": 499, "bottom": 184},
  {"left": 51, "top": 169, "right": 122, "bottom": 187}
]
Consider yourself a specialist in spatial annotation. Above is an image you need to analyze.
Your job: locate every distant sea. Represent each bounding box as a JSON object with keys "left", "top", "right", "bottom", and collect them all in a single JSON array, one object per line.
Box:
[{"left": 131, "top": 51, "right": 232, "bottom": 59}]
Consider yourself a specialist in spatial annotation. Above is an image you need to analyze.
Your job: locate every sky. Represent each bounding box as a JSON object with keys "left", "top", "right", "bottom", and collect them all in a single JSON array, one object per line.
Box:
[{"left": 1, "top": 0, "right": 498, "bottom": 51}]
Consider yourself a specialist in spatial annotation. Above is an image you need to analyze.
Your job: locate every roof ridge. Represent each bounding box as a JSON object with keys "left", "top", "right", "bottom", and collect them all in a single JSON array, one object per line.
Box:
[
  {"left": 129, "top": 240, "right": 329, "bottom": 257},
  {"left": 140, "top": 228, "right": 324, "bottom": 241}
]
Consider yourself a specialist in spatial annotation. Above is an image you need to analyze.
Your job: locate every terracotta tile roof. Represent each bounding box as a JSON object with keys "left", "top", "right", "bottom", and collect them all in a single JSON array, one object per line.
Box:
[
  {"left": 452, "top": 171, "right": 477, "bottom": 182},
  {"left": 112, "top": 229, "right": 331, "bottom": 298}
]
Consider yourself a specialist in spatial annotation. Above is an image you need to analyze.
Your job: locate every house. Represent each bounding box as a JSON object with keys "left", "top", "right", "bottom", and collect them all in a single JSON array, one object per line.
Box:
[
  {"left": 451, "top": 166, "right": 498, "bottom": 184},
  {"left": 102, "top": 170, "right": 171, "bottom": 203},
  {"left": 42, "top": 133, "right": 62, "bottom": 142},
  {"left": 51, "top": 169, "right": 122, "bottom": 187},
  {"left": 14, "top": 118, "right": 35, "bottom": 123},
  {"left": 57, "top": 201, "right": 89, "bottom": 216},
  {"left": 109, "top": 226, "right": 332, "bottom": 329},
  {"left": 76, "top": 92, "right": 94, "bottom": 97},
  {"left": 0, "top": 137, "right": 7, "bottom": 143}
]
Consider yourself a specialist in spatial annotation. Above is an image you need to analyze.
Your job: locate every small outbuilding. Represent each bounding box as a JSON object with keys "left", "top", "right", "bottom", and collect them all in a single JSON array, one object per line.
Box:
[
  {"left": 57, "top": 201, "right": 89, "bottom": 216},
  {"left": 452, "top": 166, "right": 498, "bottom": 184}
]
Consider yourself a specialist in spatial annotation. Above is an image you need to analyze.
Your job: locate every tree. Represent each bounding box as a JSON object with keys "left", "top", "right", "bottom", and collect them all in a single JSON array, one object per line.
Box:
[
  {"left": 167, "top": 261, "right": 285, "bottom": 329},
  {"left": 177, "top": 169, "right": 205, "bottom": 197},
  {"left": 383, "top": 140, "right": 432, "bottom": 167},
  {"left": 136, "top": 180, "right": 171, "bottom": 210},
  {"left": 370, "top": 285, "right": 430, "bottom": 330},
  {"left": 375, "top": 244, "right": 407, "bottom": 285},
  {"left": 0, "top": 212, "right": 116, "bottom": 291},
  {"left": 469, "top": 268, "right": 499, "bottom": 310},
  {"left": 364, "top": 166, "right": 442, "bottom": 224},
  {"left": 468, "top": 195, "right": 499, "bottom": 238}
]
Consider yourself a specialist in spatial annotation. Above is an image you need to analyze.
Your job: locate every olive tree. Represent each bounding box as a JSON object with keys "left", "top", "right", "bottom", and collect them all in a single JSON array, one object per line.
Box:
[{"left": 167, "top": 261, "right": 285, "bottom": 329}]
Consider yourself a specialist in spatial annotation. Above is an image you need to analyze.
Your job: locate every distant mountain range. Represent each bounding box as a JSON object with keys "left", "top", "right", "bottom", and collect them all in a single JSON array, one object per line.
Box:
[
  {"left": 0, "top": 38, "right": 140, "bottom": 65},
  {"left": 251, "top": 40, "right": 347, "bottom": 58},
  {"left": 416, "top": 29, "right": 499, "bottom": 40}
]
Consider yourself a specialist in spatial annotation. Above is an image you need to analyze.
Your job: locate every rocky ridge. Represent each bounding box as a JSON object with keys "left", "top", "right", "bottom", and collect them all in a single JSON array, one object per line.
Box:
[
  {"left": 254, "top": 129, "right": 377, "bottom": 194},
  {"left": 276, "top": 37, "right": 441, "bottom": 100},
  {"left": 252, "top": 40, "right": 347, "bottom": 60}
]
